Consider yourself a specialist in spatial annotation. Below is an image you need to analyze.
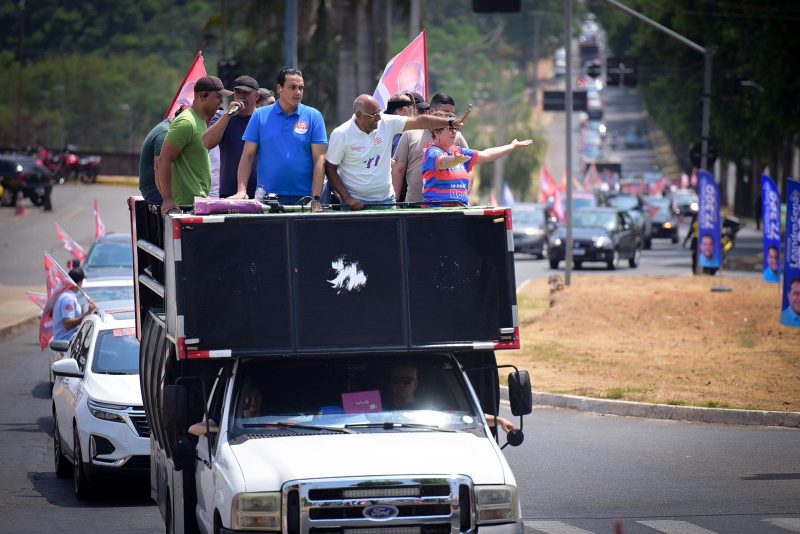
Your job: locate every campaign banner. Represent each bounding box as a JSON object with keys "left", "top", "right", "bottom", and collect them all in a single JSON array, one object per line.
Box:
[
  {"left": 373, "top": 31, "right": 427, "bottom": 109},
  {"left": 762, "top": 174, "right": 781, "bottom": 283},
  {"left": 93, "top": 199, "right": 106, "bottom": 238},
  {"left": 538, "top": 166, "right": 564, "bottom": 221},
  {"left": 40, "top": 251, "right": 77, "bottom": 350},
  {"left": 697, "top": 170, "right": 721, "bottom": 269},
  {"left": 55, "top": 222, "right": 87, "bottom": 263},
  {"left": 780, "top": 178, "right": 800, "bottom": 327},
  {"left": 164, "top": 51, "right": 207, "bottom": 119}
]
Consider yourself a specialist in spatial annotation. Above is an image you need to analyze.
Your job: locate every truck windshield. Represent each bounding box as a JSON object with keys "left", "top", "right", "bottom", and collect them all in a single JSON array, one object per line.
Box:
[{"left": 230, "top": 355, "right": 483, "bottom": 435}]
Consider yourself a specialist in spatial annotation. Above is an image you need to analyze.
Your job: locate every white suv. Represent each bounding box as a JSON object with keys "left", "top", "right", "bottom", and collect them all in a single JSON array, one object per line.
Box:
[{"left": 51, "top": 310, "right": 148, "bottom": 499}]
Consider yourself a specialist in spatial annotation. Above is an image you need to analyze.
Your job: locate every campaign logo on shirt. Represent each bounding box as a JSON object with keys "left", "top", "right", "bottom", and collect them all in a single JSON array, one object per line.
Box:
[
  {"left": 294, "top": 121, "right": 309, "bottom": 135},
  {"left": 350, "top": 145, "right": 366, "bottom": 153},
  {"left": 375, "top": 137, "right": 383, "bottom": 145}
]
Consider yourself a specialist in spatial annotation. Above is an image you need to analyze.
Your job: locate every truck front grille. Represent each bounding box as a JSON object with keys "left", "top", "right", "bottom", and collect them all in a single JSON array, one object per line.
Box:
[{"left": 283, "top": 476, "right": 472, "bottom": 534}]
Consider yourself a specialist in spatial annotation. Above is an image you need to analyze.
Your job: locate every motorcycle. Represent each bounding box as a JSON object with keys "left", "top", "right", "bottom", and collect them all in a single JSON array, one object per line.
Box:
[
  {"left": 36, "top": 145, "right": 80, "bottom": 184},
  {"left": 77, "top": 155, "right": 102, "bottom": 183}
]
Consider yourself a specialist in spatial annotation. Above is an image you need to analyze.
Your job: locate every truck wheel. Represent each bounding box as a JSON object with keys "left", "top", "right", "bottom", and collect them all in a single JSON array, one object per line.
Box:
[
  {"left": 73, "top": 425, "right": 93, "bottom": 500},
  {"left": 53, "top": 407, "right": 71, "bottom": 478}
]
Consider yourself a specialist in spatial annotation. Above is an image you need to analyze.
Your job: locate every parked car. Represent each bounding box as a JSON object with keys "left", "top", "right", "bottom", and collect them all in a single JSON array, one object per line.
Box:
[
  {"left": 672, "top": 188, "right": 699, "bottom": 216},
  {"left": 82, "top": 234, "right": 133, "bottom": 280},
  {"left": 50, "top": 311, "right": 147, "bottom": 499},
  {"left": 604, "top": 192, "right": 653, "bottom": 249},
  {"left": 647, "top": 197, "right": 680, "bottom": 243},
  {"left": 0, "top": 153, "right": 55, "bottom": 210},
  {"left": 549, "top": 207, "right": 641, "bottom": 270},
  {"left": 512, "top": 203, "right": 549, "bottom": 258}
]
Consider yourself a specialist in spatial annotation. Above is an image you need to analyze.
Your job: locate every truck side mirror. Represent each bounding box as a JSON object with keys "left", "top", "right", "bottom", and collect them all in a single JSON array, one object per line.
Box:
[
  {"left": 506, "top": 428, "right": 525, "bottom": 447},
  {"left": 508, "top": 370, "right": 533, "bottom": 416},
  {"left": 164, "top": 385, "right": 189, "bottom": 470},
  {"left": 49, "top": 339, "right": 70, "bottom": 353}
]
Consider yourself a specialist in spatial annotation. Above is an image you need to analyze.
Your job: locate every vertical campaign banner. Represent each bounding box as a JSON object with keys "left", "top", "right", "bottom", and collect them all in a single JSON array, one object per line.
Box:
[
  {"left": 762, "top": 174, "right": 781, "bottom": 283},
  {"left": 780, "top": 178, "right": 800, "bottom": 327},
  {"left": 698, "top": 170, "right": 721, "bottom": 269}
]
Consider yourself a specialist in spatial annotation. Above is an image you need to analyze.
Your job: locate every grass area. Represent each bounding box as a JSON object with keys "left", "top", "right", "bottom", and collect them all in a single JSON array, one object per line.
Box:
[{"left": 500, "top": 275, "right": 800, "bottom": 412}]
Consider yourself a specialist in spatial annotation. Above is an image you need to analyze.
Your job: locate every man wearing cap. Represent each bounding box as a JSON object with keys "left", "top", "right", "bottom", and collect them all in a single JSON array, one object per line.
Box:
[
  {"left": 204, "top": 75, "right": 260, "bottom": 198},
  {"left": 158, "top": 75, "right": 232, "bottom": 215},
  {"left": 410, "top": 92, "right": 430, "bottom": 115},
  {"left": 325, "top": 94, "right": 472, "bottom": 211},
  {"left": 232, "top": 68, "right": 327, "bottom": 210},
  {"left": 392, "top": 93, "right": 470, "bottom": 203},
  {"left": 257, "top": 88, "right": 276, "bottom": 108}
]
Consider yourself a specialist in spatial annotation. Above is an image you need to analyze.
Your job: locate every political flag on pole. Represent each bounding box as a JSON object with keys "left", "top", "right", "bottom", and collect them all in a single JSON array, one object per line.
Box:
[
  {"left": 93, "top": 199, "right": 106, "bottom": 239},
  {"left": 55, "top": 222, "right": 87, "bottom": 263},
  {"left": 26, "top": 291, "right": 47, "bottom": 310},
  {"left": 761, "top": 174, "right": 781, "bottom": 283},
  {"left": 40, "top": 251, "right": 77, "bottom": 350},
  {"left": 164, "top": 51, "right": 207, "bottom": 120},
  {"left": 373, "top": 31, "right": 428, "bottom": 109},
  {"left": 780, "top": 178, "right": 800, "bottom": 327},
  {"left": 698, "top": 170, "right": 721, "bottom": 270}
]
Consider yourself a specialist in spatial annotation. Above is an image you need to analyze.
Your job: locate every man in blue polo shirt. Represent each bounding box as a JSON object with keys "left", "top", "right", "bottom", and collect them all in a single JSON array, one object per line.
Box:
[{"left": 233, "top": 68, "right": 327, "bottom": 210}]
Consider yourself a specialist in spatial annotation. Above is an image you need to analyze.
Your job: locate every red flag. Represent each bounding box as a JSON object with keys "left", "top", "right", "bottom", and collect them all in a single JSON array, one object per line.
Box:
[
  {"left": 539, "top": 167, "right": 565, "bottom": 221},
  {"left": 93, "top": 199, "right": 106, "bottom": 239},
  {"left": 54, "top": 222, "right": 87, "bottom": 263},
  {"left": 40, "top": 251, "right": 77, "bottom": 350},
  {"left": 26, "top": 291, "right": 48, "bottom": 310},
  {"left": 373, "top": 31, "right": 428, "bottom": 109},
  {"left": 164, "top": 51, "right": 207, "bottom": 120}
]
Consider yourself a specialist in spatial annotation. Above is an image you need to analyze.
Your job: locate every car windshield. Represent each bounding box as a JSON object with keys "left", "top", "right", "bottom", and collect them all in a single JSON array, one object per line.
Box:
[
  {"left": 230, "top": 355, "right": 482, "bottom": 436},
  {"left": 91, "top": 328, "right": 139, "bottom": 375},
  {"left": 648, "top": 199, "right": 671, "bottom": 216},
  {"left": 608, "top": 196, "right": 639, "bottom": 210},
  {"left": 573, "top": 210, "right": 616, "bottom": 231},
  {"left": 83, "top": 285, "right": 134, "bottom": 303},
  {"left": 513, "top": 207, "right": 545, "bottom": 226},
  {"left": 86, "top": 240, "right": 133, "bottom": 268},
  {"left": 675, "top": 192, "right": 697, "bottom": 204}
]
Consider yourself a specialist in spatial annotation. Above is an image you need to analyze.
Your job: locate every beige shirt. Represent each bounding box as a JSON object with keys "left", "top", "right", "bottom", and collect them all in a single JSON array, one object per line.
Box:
[{"left": 394, "top": 129, "right": 469, "bottom": 202}]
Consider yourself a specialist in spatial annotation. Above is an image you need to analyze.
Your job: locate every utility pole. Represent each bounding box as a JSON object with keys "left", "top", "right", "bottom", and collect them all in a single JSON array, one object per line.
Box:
[
  {"left": 285, "top": 0, "right": 298, "bottom": 67},
  {"left": 16, "top": 0, "right": 26, "bottom": 147},
  {"left": 409, "top": 0, "right": 421, "bottom": 40},
  {"left": 493, "top": 24, "right": 506, "bottom": 205},
  {"left": 564, "top": 0, "right": 574, "bottom": 285}
]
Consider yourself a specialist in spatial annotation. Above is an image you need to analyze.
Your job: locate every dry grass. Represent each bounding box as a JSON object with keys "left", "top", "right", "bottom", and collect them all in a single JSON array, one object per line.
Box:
[{"left": 500, "top": 275, "right": 800, "bottom": 412}]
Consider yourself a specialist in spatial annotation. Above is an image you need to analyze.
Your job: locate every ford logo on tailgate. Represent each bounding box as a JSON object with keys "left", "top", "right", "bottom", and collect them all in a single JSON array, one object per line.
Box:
[{"left": 363, "top": 504, "right": 399, "bottom": 520}]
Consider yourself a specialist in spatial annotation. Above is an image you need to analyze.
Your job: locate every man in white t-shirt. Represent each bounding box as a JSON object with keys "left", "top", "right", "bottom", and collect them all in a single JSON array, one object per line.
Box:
[{"left": 325, "top": 94, "right": 472, "bottom": 210}]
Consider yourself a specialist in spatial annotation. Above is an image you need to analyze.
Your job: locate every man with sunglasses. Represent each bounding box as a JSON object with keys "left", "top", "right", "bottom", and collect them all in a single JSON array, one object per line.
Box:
[
  {"left": 233, "top": 68, "right": 327, "bottom": 210},
  {"left": 325, "top": 94, "right": 472, "bottom": 211},
  {"left": 203, "top": 75, "right": 260, "bottom": 199}
]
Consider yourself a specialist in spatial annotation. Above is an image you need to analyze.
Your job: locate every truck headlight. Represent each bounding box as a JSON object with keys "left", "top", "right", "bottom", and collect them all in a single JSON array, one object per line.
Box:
[
  {"left": 475, "top": 485, "right": 519, "bottom": 524},
  {"left": 232, "top": 492, "right": 281, "bottom": 531},
  {"left": 87, "top": 398, "right": 127, "bottom": 424}
]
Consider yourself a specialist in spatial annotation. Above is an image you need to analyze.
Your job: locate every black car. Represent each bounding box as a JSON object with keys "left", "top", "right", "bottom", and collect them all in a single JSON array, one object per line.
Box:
[
  {"left": 82, "top": 233, "right": 134, "bottom": 279},
  {"left": 672, "top": 188, "right": 699, "bottom": 217},
  {"left": 604, "top": 192, "right": 653, "bottom": 249},
  {"left": 0, "top": 153, "right": 54, "bottom": 210},
  {"left": 647, "top": 197, "right": 680, "bottom": 243},
  {"left": 512, "top": 203, "right": 549, "bottom": 258},
  {"left": 548, "top": 207, "right": 641, "bottom": 270}
]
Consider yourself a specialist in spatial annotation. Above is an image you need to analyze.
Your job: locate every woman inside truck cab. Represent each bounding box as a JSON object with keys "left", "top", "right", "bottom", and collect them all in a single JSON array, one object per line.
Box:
[{"left": 189, "top": 385, "right": 264, "bottom": 436}]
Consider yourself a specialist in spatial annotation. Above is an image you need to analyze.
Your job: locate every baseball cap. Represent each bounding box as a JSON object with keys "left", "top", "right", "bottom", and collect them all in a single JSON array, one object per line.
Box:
[
  {"left": 233, "top": 75, "right": 259, "bottom": 93},
  {"left": 411, "top": 92, "right": 430, "bottom": 111},
  {"left": 195, "top": 76, "right": 233, "bottom": 96}
]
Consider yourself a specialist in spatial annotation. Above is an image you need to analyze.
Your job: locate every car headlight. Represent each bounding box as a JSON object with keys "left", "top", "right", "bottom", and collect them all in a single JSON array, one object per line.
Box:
[
  {"left": 87, "top": 398, "right": 127, "bottom": 424},
  {"left": 475, "top": 485, "right": 519, "bottom": 524},
  {"left": 690, "top": 202, "right": 698, "bottom": 212},
  {"left": 663, "top": 221, "right": 672, "bottom": 229},
  {"left": 232, "top": 492, "right": 281, "bottom": 531},
  {"left": 593, "top": 236, "right": 608, "bottom": 248},
  {"left": 552, "top": 238, "right": 562, "bottom": 247},
  {"left": 524, "top": 228, "right": 542, "bottom": 236}
]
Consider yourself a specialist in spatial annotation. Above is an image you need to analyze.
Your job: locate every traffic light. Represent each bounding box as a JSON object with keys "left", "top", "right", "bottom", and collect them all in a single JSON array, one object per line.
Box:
[
  {"left": 472, "top": 0, "right": 520, "bottom": 12},
  {"left": 217, "top": 58, "right": 240, "bottom": 90},
  {"left": 622, "top": 58, "right": 638, "bottom": 87},
  {"left": 606, "top": 57, "right": 621, "bottom": 86}
]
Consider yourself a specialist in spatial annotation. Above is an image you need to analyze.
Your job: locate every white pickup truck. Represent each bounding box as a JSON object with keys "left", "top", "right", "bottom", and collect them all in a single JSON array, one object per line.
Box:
[{"left": 129, "top": 199, "right": 532, "bottom": 534}]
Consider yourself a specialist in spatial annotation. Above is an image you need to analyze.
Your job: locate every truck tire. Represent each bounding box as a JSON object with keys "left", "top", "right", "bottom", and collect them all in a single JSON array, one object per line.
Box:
[
  {"left": 73, "top": 425, "right": 93, "bottom": 500},
  {"left": 53, "top": 407, "right": 71, "bottom": 478}
]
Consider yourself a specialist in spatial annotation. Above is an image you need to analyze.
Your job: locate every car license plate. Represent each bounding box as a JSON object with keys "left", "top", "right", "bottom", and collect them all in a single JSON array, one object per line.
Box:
[{"left": 572, "top": 248, "right": 585, "bottom": 256}]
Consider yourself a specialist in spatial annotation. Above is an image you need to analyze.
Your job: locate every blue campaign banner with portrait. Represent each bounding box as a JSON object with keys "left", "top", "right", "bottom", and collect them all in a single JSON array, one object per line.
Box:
[
  {"left": 780, "top": 178, "right": 800, "bottom": 327},
  {"left": 698, "top": 170, "right": 721, "bottom": 269},
  {"left": 762, "top": 174, "right": 781, "bottom": 283}
]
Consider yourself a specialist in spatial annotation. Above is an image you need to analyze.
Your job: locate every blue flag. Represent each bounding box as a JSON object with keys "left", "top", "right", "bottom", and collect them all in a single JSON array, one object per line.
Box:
[
  {"left": 698, "top": 170, "right": 721, "bottom": 269},
  {"left": 762, "top": 175, "right": 781, "bottom": 283},
  {"left": 780, "top": 178, "right": 800, "bottom": 327}
]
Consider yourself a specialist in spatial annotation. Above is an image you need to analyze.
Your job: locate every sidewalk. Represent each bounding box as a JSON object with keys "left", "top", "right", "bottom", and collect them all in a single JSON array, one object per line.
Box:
[{"left": 96, "top": 175, "right": 139, "bottom": 187}]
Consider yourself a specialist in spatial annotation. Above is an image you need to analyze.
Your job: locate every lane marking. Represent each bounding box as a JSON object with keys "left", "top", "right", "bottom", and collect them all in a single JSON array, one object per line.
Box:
[
  {"left": 62, "top": 205, "right": 85, "bottom": 222},
  {"left": 523, "top": 521, "right": 596, "bottom": 534},
  {"left": 638, "top": 520, "right": 718, "bottom": 534},
  {"left": 764, "top": 518, "right": 800, "bottom": 532}
]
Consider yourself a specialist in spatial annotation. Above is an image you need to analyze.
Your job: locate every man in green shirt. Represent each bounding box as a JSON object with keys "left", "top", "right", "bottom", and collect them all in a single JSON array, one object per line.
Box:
[{"left": 158, "top": 76, "right": 232, "bottom": 215}]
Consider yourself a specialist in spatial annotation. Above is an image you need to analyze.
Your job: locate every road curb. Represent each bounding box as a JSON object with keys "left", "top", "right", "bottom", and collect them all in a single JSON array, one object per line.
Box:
[
  {"left": 96, "top": 175, "right": 139, "bottom": 187},
  {"left": 500, "top": 386, "right": 800, "bottom": 428},
  {"left": 0, "top": 314, "right": 40, "bottom": 343}
]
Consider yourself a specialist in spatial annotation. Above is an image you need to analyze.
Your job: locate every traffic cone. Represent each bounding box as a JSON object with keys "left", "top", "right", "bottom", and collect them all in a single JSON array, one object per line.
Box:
[{"left": 14, "top": 191, "right": 27, "bottom": 217}]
